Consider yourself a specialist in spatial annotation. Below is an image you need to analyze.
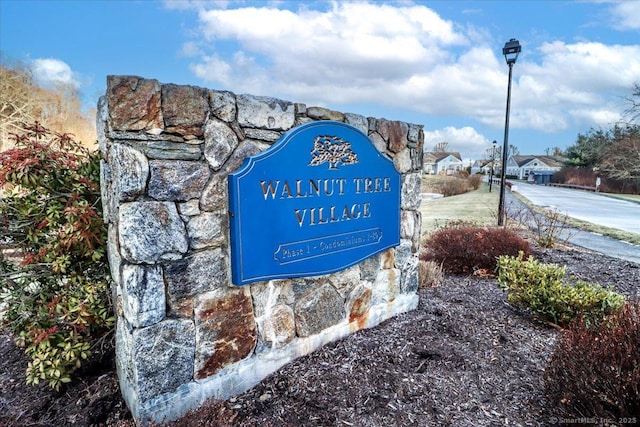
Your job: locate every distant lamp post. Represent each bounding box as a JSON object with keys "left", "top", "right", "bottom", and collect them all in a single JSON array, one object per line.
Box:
[
  {"left": 497, "top": 38, "right": 521, "bottom": 226},
  {"left": 489, "top": 140, "right": 497, "bottom": 192}
]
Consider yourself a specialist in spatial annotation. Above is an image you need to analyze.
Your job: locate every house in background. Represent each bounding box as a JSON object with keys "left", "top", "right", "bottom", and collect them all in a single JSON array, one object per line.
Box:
[
  {"left": 423, "top": 152, "right": 464, "bottom": 175},
  {"left": 470, "top": 159, "right": 494, "bottom": 175},
  {"left": 505, "top": 155, "right": 565, "bottom": 180}
]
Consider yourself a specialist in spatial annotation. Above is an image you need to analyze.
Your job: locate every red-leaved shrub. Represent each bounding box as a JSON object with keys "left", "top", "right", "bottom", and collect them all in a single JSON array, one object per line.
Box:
[
  {"left": 421, "top": 225, "right": 532, "bottom": 274},
  {"left": 545, "top": 301, "right": 640, "bottom": 419}
]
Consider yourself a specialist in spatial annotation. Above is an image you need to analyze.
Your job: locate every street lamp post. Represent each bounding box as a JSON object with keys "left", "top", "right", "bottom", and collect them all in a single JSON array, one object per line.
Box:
[
  {"left": 497, "top": 38, "right": 521, "bottom": 226},
  {"left": 489, "top": 140, "right": 497, "bottom": 192}
]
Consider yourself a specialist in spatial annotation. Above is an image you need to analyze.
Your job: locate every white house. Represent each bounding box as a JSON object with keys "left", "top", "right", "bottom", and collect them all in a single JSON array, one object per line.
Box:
[
  {"left": 423, "top": 152, "right": 464, "bottom": 175},
  {"left": 470, "top": 159, "right": 493, "bottom": 175},
  {"left": 505, "top": 155, "right": 565, "bottom": 179}
]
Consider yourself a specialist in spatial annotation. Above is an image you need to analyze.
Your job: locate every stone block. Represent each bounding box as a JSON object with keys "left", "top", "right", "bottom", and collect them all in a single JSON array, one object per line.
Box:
[
  {"left": 376, "top": 119, "right": 408, "bottom": 153},
  {"left": 121, "top": 264, "right": 166, "bottom": 328},
  {"left": 257, "top": 304, "right": 295, "bottom": 349},
  {"left": 204, "top": 118, "right": 239, "bottom": 170},
  {"left": 400, "top": 255, "right": 419, "bottom": 294},
  {"left": 394, "top": 239, "right": 413, "bottom": 268},
  {"left": 347, "top": 284, "right": 372, "bottom": 329},
  {"left": 178, "top": 200, "right": 201, "bottom": 217},
  {"left": 294, "top": 284, "right": 345, "bottom": 337},
  {"left": 410, "top": 146, "right": 424, "bottom": 172},
  {"left": 209, "top": 90, "right": 237, "bottom": 122},
  {"left": 251, "top": 280, "right": 296, "bottom": 351},
  {"left": 216, "top": 139, "right": 268, "bottom": 176},
  {"left": 132, "top": 319, "right": 195, "bottom": 401},
  {"left": 109, "top": 143, "right": 149, "bottom": 202},
  {"left": 367, "top": 131, "right": 387, "bottom": 155},
  {"left": 237, "top": 94, "right": 295, "bottom": 130},
  {"left": 407, "top": 123, "right": 422, "bottom": 145},
  {"left": 411, "top": 210, "right": 422, "bottom": 252},
  {"left": 400, "top": 210, "right": 414, "bottom": 241},
  {"left": 164, "top": 248, "right": 228, "bottom": 301},
  {"left": 128, "top": 140, "right": 202, "bottom": 160},
  {"left": 96, "top": 96, "right": 109, "bottom": 155},
  {"left": 393, "top": 147, "right": 413, "bottom": 173},
  {"left": 328, "top": 265, "right": 361, "bottom": 298},
  {"left": 100, "top": 160, "right": 112, "bottom": 223},
  {"left": 148, "top": 160, "right": 210, "bottom": 202},
  {"left": 243, "top": 128, "right": 282, "bottom": 143},
  {"left": 107, "top": 223, "right": 122, "bottom": 287},
  {"left": 250, "top": 280, "right": 295, "bottom": 318},
  {"left": 107, "top": 76, "right": 163, "bottom": 132},
  {"left": 119, "top": 201, "right": 188, "bottom": 263},
  {"left": 306, "top": 106, "right": 345, "bottom": 122},
  {"left": 200, "top": 174, "right": 227, "bottom": 212},
  {"left": 194, "top": 288, "right": 257, "bottom": 379},
  {"left": 381, "top": 248, "right": 395, "bottom": 269},
  {"left": 162, "top": 84, "right": 209, "bottom": 137},
  {"left": 371, "top": 268, "right": 401, "bottom": 306},
  {"left": 186, "top": 212, "right": 226, "bottom": 250},
  {"left": 344, "top": 113, "right": 368, "bottom": 135},
  {"left": 401, "top": 173, "right": 422, "bottom": 210},
  {"left": 359, "top": 253, "right": 381, "bottom": 282}
]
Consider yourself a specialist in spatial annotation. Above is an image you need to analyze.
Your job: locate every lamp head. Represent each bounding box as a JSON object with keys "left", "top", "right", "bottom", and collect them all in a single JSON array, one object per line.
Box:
[{"left": 503, "top": 38, "right": 521, "bottom": 65}]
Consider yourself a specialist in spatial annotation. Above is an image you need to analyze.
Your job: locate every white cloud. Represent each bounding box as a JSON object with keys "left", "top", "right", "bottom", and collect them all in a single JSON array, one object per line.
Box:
[
  {"left": 180, "top": 1, "right": 639, "bottom": 153},
  {"left": 513, "top": 41, "right": 640, "bottom": 131},
  {"left": 190, "top": 54, "right": 235, "bottom": 87},
  {"left": 190, "top": 1, "right": 469, "bottom": 101},
  {"left": 31, "top": 58, "right": 80, "bottom": 89},
  {"left": 163, "top": 0, "right": 231, "bottom": 11},
  {"left": 607, "top": 1, "right": 640, "bottom": 31},
  {"left": 180, "top": 41, "right": 203, "bottom": 58},
  {"left": 423, "top": 126, "right": 490, "bottom": 158}
]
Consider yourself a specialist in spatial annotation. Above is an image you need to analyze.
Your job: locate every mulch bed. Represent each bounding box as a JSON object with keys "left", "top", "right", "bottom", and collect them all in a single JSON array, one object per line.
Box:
[{"left": 1, "top": 243, "right": 638, "bottom": 426}]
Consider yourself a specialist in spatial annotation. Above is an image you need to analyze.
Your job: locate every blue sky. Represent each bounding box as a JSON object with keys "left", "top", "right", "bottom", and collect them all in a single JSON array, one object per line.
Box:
[{"left": 1, "top": 0, "right": 639, "bottom": 161}]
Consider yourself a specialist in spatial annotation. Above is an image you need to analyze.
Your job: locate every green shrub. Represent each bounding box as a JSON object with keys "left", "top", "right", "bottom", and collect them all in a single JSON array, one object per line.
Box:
[
  {"left": 497, "top": 252, "right": 625, "bottom": 326},
  {"left": 545, "top": 301, "right": 640, "bottom": 418},
  {"left": 0, "top": 122, "right": 113, "bottom": 390},
  {"left": 422, "top": 225, "right": 532, "bottom": 274}
]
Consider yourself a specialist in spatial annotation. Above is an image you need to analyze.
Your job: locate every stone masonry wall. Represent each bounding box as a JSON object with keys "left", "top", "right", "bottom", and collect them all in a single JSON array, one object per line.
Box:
[{"left": 98, "top": 75, "right": 424, "bottom": 424}]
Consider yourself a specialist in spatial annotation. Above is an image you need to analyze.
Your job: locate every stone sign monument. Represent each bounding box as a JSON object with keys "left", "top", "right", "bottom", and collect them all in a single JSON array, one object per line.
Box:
[{"left": 99, "top": 75, "right": 423, "bottom": 424}]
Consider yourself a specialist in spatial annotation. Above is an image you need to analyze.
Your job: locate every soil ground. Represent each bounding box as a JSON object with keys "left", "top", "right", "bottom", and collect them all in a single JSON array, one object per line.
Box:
[{"left": 1, "top": 242, "right": 638, "bottom": 427}]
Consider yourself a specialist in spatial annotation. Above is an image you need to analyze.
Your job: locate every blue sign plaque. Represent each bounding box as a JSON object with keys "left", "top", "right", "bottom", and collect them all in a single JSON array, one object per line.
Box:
[{"left": 228, "top": 121, "right": 401, "bottom": 285}]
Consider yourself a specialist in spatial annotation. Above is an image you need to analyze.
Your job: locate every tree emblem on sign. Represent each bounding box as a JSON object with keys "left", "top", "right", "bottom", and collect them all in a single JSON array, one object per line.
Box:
[{"left": 309, "top": 135, "right": 359, "bottom": 169}]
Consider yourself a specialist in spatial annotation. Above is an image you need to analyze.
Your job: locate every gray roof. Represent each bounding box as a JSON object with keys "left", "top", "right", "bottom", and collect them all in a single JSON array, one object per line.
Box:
[
  {"left": 512, "top": 155, "right": 566, "bottom": 168},
  {"left": 424, "top": 151, "right": 462, "bottom": 162}
]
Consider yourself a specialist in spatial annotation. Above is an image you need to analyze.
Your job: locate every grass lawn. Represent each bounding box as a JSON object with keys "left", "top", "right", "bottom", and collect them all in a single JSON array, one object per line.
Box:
[
  {"left": 420, "top": 178, "right": 499, "bottom": 234},
  {"left": 420, "top": 175, "right": 640, "bottom": 246},
  {"left": 603, "top": 193, "right": 640, "bottom": 203}
]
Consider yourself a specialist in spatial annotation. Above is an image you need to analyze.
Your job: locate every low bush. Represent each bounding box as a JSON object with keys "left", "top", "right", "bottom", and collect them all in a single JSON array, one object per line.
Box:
[
  {"left": 468, "top": 174, "right": 483, "bottom": 190},
  {"left": 0, "top": 122, "right": 113, "bottom": 390},
  {"left": 439, "top": 177, "right": 468, "bottom": 197},
  {"left": 506, "top": 202, "right": 574, "bottom": 248},
  {"left": 545, "top": 301, "right": 640, "bottom": 419},
  {"left": 497, "top": 252, "right": 625, "bottom": 326},
  {"left": 418, "top": 259, "right": 444, "bottom": 288},
  {"left": 422, "top": 225, "right": 532, "bottom": 274},
  {"left": 456, "top": 170, "right": 469, "bottom": 179}
]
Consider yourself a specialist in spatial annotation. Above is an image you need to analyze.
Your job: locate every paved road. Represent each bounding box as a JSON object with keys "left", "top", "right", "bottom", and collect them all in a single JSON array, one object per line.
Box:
[
  {"left": 511, "top": 182, "right": 640, "bottom": 235},
  {"left": 504, "top": 184, "right": 640, "bottom": 264}
]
